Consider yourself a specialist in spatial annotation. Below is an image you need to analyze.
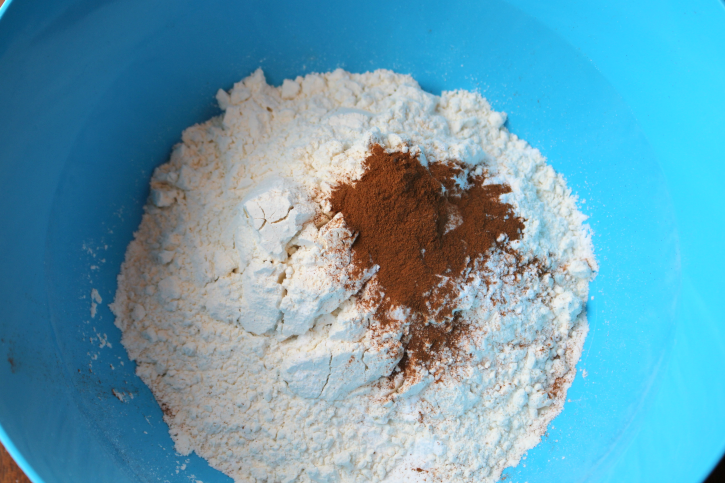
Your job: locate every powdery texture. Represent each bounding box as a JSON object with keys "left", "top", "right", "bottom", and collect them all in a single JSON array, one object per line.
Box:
[{"left": 111, "top": 68, "right": 597, "bottom": 483}]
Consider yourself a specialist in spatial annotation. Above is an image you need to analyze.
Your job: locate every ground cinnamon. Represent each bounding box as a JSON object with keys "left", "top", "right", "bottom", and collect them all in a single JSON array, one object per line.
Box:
[{"left": 330, "top": 144, "right": 524, "bottom": 380}]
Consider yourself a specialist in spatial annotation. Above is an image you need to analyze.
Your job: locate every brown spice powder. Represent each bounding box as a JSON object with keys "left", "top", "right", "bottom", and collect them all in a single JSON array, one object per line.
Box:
[
  {"left": 396, "top": 312, "right": 473, "bottom": 382},
  {"left": 330, "top": 144, "right": 524, "bottom": 380}
]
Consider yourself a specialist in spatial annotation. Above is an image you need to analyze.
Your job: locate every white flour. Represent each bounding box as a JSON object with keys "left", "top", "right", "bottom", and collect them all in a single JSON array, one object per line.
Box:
[{"left": 111, "top": 69, "right": 596, "bottom": 483}]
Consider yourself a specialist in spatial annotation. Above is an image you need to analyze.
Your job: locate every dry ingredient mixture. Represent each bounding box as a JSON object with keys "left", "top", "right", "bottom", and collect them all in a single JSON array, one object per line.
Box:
[{"left": 111, "top": 69, "right": 597, "bottom": 483}]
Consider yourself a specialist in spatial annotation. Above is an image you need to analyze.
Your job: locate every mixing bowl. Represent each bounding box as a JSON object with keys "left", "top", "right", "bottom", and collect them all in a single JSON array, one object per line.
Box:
[{"left": 1, "top": 0, "right": 724, "bottom": 482}]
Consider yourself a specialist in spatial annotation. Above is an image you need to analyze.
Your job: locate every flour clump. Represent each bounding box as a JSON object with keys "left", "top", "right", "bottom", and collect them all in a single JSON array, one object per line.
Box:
[{"left": 111, "top": 68, "right": 597, "bottom": 483}]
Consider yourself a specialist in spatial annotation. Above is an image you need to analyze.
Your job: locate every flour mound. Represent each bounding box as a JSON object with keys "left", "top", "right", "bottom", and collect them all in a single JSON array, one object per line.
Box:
[{"left": 111, "top": 68, "right": 597, "bottom": 483}]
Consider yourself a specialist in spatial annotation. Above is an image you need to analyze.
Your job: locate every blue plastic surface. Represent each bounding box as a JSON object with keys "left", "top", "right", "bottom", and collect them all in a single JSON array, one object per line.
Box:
[{"left": 0, "top": 1, "right": 723, "bottom": 482}]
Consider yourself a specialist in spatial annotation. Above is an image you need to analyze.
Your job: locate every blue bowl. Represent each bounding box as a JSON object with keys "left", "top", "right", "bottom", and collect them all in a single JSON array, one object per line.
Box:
[{"left": 1, "top": 1, "right": 724, "bottom": 482}]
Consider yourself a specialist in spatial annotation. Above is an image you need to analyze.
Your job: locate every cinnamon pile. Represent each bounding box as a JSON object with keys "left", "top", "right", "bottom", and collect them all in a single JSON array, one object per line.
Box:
[{"left": 330, "top": 144, "right": 524, "bottom": 381}]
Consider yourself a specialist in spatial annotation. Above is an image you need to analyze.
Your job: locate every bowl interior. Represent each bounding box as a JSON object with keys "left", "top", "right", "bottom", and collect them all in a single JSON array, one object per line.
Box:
[{"left": 2, "top": 0, "right": 679, "bottom": 482}]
